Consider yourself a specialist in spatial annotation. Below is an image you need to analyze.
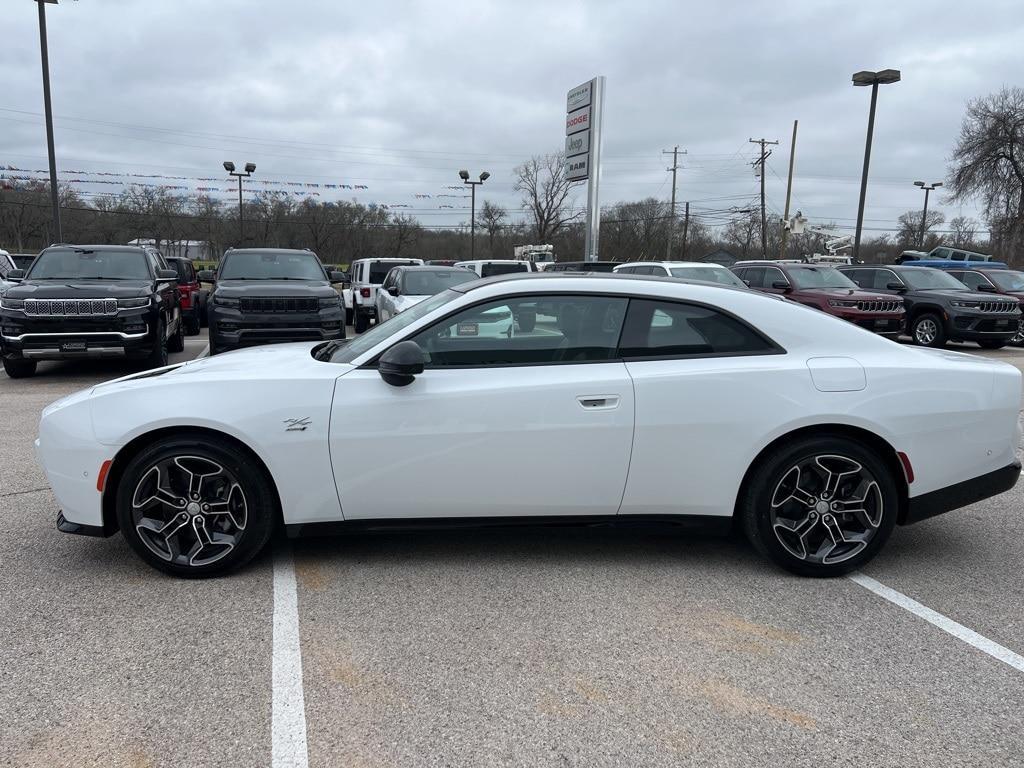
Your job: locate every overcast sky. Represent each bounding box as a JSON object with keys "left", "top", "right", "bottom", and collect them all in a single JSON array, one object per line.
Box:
[{"left": 2, "top": 0, "right": 1022, "bottom": 238}]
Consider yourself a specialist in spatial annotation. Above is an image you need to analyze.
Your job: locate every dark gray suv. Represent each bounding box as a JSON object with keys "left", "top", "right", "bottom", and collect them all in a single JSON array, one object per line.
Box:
[
  {"left": 201, "top": 248, "right": 345, "bottom": 355},
  {"left": 839, "top": 264, "right": 1019, "bottom": 348}
]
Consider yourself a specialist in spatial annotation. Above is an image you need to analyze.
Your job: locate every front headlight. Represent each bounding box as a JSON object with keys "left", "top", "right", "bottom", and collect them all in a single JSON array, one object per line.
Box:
[
  {"left": 950, "top": 300, "right": 979, "bottom": 308},
  {"left": 828, "top": 299, "right": 859, "bottom": 308},
  {"left": 214, "top": 295, "right": 240, "bottom": 308},
  {"left": 319, "top": 296, "right": 342, "bottom": 309},
  {"left": 117, "top": 297, "right": 150, "bottom": 309},
  {"left": 0, "top": 297, "right": 25, "bottom": 310}
]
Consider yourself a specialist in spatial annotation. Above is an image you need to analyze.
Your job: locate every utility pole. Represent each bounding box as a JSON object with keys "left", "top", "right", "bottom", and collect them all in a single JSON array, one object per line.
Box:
[
  {"left": 35, "top": 0, "right": 61, "bottom": 243},
  {"left": 680, "top": 201, "right": 690, "bottom": 258},
  {"left": 779, "top": 120, "right": 798, "bottom": 260},
  {"left": 749, "top": 137, "right": 778, "bottom": 258},
  {"left": 662, "top": 146, "right": 687, "bottom": 260}
]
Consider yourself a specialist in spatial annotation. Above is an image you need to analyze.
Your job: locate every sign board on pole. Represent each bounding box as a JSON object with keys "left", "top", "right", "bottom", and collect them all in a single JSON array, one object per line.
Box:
[
  {"left": 565, "top": 106, "right": 590, "bottom": 135},
  {"left": 566, "top": 154, "right": 589, "bottom": 181},
  {"left": 563, "top": 76, "right": 604, "bottom": 261},
  {"left": 565, "top": 131, "right": 589, "bottom": 158}
]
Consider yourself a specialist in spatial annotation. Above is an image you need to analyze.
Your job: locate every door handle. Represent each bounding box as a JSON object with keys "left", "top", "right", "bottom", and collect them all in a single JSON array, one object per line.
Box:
[{"left": 577, "top": 395, "right": 620, "bottom": 410}]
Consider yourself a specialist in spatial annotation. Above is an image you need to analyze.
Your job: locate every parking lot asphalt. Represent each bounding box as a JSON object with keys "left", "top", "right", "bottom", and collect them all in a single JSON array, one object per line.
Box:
[{"left": 1, "top": 330, "right": 1023, "bottom": 767}]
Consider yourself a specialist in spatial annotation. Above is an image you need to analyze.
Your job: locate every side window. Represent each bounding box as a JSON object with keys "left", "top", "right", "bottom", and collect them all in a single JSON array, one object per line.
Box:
[
  {"left": 934, "top": 248, "right": 951, "bottom": 259},
  {"left": 619, "top": 299, "right": 778, "bottom": 359},
  {"left": 408, "top": 295, "right": 628, "bottom": 367},
  {"left": 841, "top": 269, "right": 865, "bottom": 287},
  {"left": 651, "top": 266, "right": 668, "bottom": 276},
  {"left": 957, "top": 272, "right": 988, "bottom": 290},
  {"left": 966, "top": 253, "right": 985, "bottom": 262},
  {"left": 951, "top": 251, "right": 967, "bottom": 261},
  {"left": 764, "top": 267, "right": 788, "bottom": 288},
  {"left": 742, "top": 266, "right": 766, "bottom": 288},
  {"left": 876, "top": 270, "right": 902, "bottom": 290},
  {"left": 0, "top": 259, "right": 9, "bottom": 278}
]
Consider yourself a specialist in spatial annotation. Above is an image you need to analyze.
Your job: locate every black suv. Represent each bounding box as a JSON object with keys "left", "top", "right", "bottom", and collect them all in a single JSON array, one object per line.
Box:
[
  {"left": 201, "top": 248, "right": 345, "bottom": 355},
  {"left": 839, "top": 264, "right": 1020, "bottom": 348},
  {"left": 0, "top": 244, "right": 184, "bottom": 378}
]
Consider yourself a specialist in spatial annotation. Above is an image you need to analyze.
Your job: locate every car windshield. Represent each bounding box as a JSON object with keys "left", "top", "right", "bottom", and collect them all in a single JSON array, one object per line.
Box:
[
  {"left": 787, "top": 266, "right": 858, "bottom": 289},
  {"left": 329, "top": 289, "right": 459, "bottom": 363},
  {"left": 27, "top": 249, "right": 151, "bottom": 280},
  {"left": 369, "top": 261, "right": 417, "bottom": 283},
  {"left": 900, "top": 268, "right": 969, "bottom": 290},
  {"left": 220, "top": 251, "right": 325, "bottom": 280},
  {"left": 669, "top": 266, "right": 746, "bottom": 287},
  {"left": 988, "top": 271, "right": 1024, "bottom": 291},
  {"left": 404, "top": 269, "right": 477, "bottom": 295}
]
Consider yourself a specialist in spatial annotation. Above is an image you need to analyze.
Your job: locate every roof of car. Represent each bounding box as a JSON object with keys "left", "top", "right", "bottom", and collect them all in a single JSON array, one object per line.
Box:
[
  {"left": 617, "top": 260, "right": 730, "bottom": 268},
  {"left": 450, "top": 270, "right": 749, "bottom": 295},
  {"left": 223, "top": 248, "right": 317, "bottom": 256},
  {"left": 392, "top": 265, "right": 469, "bottom": 271},
  {"left": 42, "top": 244, "right": 150, "bottom": 252}
]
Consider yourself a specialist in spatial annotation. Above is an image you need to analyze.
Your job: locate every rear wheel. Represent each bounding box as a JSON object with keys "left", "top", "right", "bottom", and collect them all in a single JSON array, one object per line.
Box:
[
  {"left": 354, "top": 310, "right": 370, "bottom": 334},
  {"left": 184, "top": 308, "right": 201, "bottom": 336},
  {"left": 168, "top": 316, "right": 185, "bottom": 353},
  {"left": 911, "top": 312, "right": 946, "bottom": 347},
  {"left": 3, "top": 357, "right": 37, "bottom": 378},
  {"left": 978, "top": 340, "right": 1007, "bottom": 350},
  {"left": 740, "top": 436, "right": 898, "bottom": 577},
  {"left": 116, "top": 435, "right": 276, "bottom": 577}
]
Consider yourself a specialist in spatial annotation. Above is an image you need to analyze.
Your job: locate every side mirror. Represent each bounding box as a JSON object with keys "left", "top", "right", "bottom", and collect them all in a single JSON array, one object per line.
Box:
[
  {"left": 387, "top": 286, "right": 399, "bottom": 296},
  {"left": 743, "top": 279, "right": 752, "bottom": 287},
  {"left": 378, "top": 340, "right": 425, "bottom": 387},
  {"left": 886, "top": 282, "right": 907, "bottom": 293},
  {"left": 771, "top": 281, "right": 790, "bottom": 290},
  {"left": 977, "top": 283, "right": 997, "bottom": 292},
  {"left": 7, "top": 269, "right": 24, "bottom": 282},
  {"left": 158, "top": 268, "right": 177, "bottom": 280},
  {"left": 330, "top": 270, "right": 346, "bottom": 282},
  {"left": 197, "top": 270, "right": 215, "bottom": 282}
]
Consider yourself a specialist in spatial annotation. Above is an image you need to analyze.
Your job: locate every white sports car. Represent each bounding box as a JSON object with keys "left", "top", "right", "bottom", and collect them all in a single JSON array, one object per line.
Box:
[{"left": 37, "top": 274, "right": 1022, "bottom": 577}]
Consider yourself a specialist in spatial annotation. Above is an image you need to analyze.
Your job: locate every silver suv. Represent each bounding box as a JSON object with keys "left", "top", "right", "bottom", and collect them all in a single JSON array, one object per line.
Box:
[{"left": 349, "top": 258, "right": 423, "bottom": 333}]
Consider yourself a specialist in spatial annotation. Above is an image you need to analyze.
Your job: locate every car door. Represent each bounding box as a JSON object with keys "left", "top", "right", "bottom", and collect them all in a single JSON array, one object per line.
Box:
[
  {"left": 332, "top": 293, "right": 634, "bottom": 519},
  {"left": 761, "top": 266, "right": 792, "bottom": 298},
  {"left": 616, "top": 298, "right": 791, "bottom": 517}
]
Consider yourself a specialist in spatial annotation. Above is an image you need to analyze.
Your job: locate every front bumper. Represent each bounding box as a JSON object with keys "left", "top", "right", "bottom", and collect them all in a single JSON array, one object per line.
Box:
[
  {"left": 210, "top": 307, "right": 345, "bottom": 351},
  {"left": 1, "top": 308, "right": 155, "bottom": 360},
  {"left": 903, "top": 461, "right": 1021, "bottom": 524},
  {"left": 948, "top": 311, "right": 1020, "bottom": 341},
  {"left": 833, "top": 312, "right": 904, "bottom": 336}
]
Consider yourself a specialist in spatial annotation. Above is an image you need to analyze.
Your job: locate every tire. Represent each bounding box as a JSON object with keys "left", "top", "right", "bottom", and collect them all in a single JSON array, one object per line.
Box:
[
  {"left": 115, "top": 435, "right": 276, "bottom": 577},
  {"left": 184, "top": 308, "right": 201, "bottom": 336},
  {"left": 345, "top": 307, "right": 354, "bottom": 326},
  {"left": 146, "top": 319, "right": 169, "bottom": 369},
  {"left": 3, "top": 357, "right": 37, "bottom": 378},
  {"left": 910, "top": 312, "right": 946, "bottom": 347},
  {"left": 354, "top": 310, "right": 370, "bottom": 334},
  {"left": 978, "top": 340, "right": 1007, "bottom": 350},
  {"left": 739, "top": 435, "right": 898, "bottom": 577},
  {"left": 168, "top": 316, "right": 185, "bottom": 353},
  {"left": 199, "top": 296, "right": 209, "bottom": 328},
  {"left": 1012, "top": 319, "right": 1024, "bottom": 347}
]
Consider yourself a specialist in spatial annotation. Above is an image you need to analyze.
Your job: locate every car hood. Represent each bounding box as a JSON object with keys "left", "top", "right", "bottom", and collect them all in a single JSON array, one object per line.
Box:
[
  {"left": 912, "top": 288, "right": 1016, "bottom": 303},
  {"left": 213, "top": 279, "right": 337, "bottom": 298},
  {"left": 801, "top": 288, "right": 897, "bottom": 301},
  {"left": 396, "top": 294, "right": 430, "bottom": 307},
  {"left": 4, "top": 279, "right": 152, "bottom": 299}
]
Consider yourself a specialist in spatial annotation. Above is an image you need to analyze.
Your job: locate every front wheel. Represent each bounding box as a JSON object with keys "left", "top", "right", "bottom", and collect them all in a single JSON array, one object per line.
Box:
[
  {"left": 115, "top": 435, "right": 276, "bottom": 577},
  {"left": 978, "top": 340, "right": 1007, "bottom": 350},
  {"left": 911, "top": 313, "right": 946, "bottom": 347},
  {"left": 3, "top": 357, "right": 37, "bottom": 378},
  {"left": 740, "top": 436, "right": 898, "bottom": 577},
  {"left": 145, "top": 320, "right": 169, "bottom": 369}
]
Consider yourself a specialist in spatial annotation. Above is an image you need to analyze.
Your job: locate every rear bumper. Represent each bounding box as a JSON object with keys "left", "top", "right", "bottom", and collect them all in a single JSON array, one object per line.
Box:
[
  {"left": 56, "top": 511, "right": 113, "bottom": 538},
  {"left": 903, "top": 461, "right": 1021, "bottom": 524}
]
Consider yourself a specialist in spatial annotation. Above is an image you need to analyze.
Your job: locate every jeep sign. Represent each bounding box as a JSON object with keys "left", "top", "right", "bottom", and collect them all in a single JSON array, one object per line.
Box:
[{"left": 565, "top": 130, "right": 589, "bottom": 158}]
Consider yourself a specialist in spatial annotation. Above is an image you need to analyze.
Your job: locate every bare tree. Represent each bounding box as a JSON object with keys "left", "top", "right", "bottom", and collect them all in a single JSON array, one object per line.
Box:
[
  {"left": 948, "top": 215, "right": 979, "bottom": 249},
  {"left": 514, "top": 153, "right": 579, "bottom": 241},
  {"left": 479, "top": 200, "right": 507, "bottom": 256},
  {"left": 388, "top": 214, "right": 420, "bottom": 256},
  {"left": 723, "top": 213, "right": 761, "bottom": 258},
  {"left": 896, "top": 209, "right": 945, "bottom": 249},
  {"left": 947, "top": 87, "right": 1024, "bottom": 260}
]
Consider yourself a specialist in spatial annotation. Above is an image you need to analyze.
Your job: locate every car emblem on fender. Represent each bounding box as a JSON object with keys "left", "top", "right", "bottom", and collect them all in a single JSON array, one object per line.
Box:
[{"left": 283, "top": 417, "right": 312, "bottom": 432}]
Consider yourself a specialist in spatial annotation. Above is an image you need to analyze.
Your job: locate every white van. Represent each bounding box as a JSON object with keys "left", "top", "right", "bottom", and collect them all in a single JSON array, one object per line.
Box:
[
  {"left": 455, "top": 259, "right": 534, "bottom": 278},
  {"left": 349, "top": 257, "right": 423, "bottom": 332}
]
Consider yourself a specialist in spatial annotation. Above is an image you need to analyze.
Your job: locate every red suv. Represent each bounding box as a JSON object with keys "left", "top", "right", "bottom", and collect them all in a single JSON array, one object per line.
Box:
[
  {"left": 946, "top": 266, "right": 1024, "bottom": 345},
  {"left": 732, "top": 261, "right": 905, "bottom": 338},
  {"left": 165, "top": 256, "right": 202, "bottom": 335}
]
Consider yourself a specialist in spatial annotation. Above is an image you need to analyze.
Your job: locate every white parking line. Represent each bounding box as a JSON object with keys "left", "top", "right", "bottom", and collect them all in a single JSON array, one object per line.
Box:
[
  {"left": 849, "top": 572, "right": 1024, "bottom": 673},
  {"left": 272, "top": 548, "right": 309, "bottom": 768}
]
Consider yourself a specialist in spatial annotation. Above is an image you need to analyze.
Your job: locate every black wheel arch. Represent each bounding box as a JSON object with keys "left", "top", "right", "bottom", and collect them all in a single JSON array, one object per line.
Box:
[
  {"left": 734, "top": 424, "right": 910, "bottom": 525},
  {"left": 908, "top": 304, "right": 947, "bottom": 328},
  {"left": 101, "top": 426, "right": 283, "bottom": 535}
]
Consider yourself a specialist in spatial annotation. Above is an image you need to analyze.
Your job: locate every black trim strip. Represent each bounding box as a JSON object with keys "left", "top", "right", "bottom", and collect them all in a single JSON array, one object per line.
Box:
[
  {"left": 903, "top": 461, "right": 1021, "bottom": 525},
  {"left": 56, "top": 511, "right": 114, "bottom": 538}
]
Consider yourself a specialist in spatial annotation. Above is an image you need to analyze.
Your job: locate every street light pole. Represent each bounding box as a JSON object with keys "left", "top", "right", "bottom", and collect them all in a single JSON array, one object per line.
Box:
[
  {"left": 223, "top": 161, "right": 256, "bottom": 243},
  {"left": 914, "top": 180, "right": 943, "bottom": 248},
  {"left": 35, "top": 0, "right": 61, "bottom": 243},
  {"left": 852, "top": 69, "right": 901, "bottom": 262},
  {"left": 459, "top": 170, "right": 489, "bottom": 260}
]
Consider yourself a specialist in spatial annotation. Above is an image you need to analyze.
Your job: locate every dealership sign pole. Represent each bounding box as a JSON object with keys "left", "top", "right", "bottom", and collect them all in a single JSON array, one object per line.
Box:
[{"left": 565, "top": 76, "right": 605, "bottom": 262}]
